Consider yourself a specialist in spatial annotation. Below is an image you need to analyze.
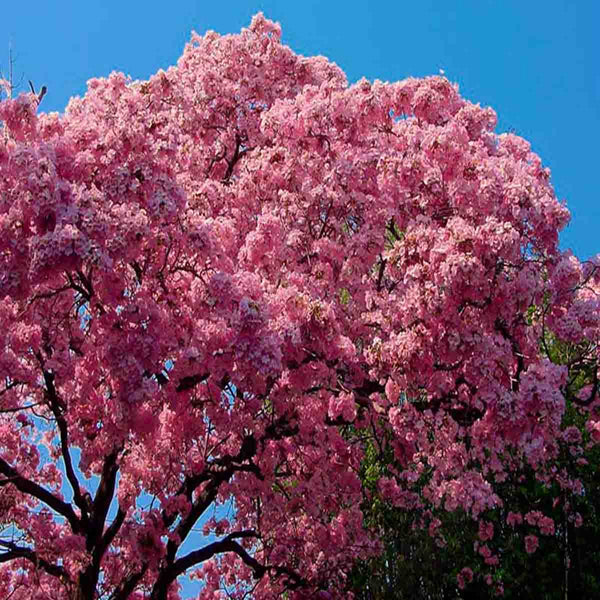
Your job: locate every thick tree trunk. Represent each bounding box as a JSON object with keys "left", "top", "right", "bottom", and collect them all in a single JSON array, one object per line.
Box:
[{"left": 71, "top": 570, "right": 97, "bottom": 600}]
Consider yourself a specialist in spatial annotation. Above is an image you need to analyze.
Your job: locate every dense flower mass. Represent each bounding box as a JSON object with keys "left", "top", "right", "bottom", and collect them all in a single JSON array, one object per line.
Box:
[{"left": 0, "top": 13, "right": 598, "bottom": 600}]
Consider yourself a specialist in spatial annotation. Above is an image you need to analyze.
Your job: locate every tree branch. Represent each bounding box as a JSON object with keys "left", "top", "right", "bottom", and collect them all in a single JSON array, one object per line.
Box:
[
  {"left": 376, "top": 255, "right": 387, "bottom": 292},
  {"left": 495, "top": 317, "right": 525, "bottom": 391},
  {"left": 221, "top": 134, "right": 252, "bottom": 184},
  {"left": 151, "top": 532, "right": 263, "bottom": 599},
  {"left": 176, "top": 373, "right": 209, "bottom": 392},
  {"left": 0, "top": 540, "right": 70, "bottom": 580},
  {"left": 112, "top": 564, "right": 148, "bottom": 600},
  {"left": 175, "top": 532, "right": 263, "bottom": 578},
  {"left": 165, "top": 470, "right": 230, "bottom": 565},
  {"left": 88, "top": 449, "right": 121, "bottom": 550},
  {"left": 98, "top": 506, "right": 125, "bottom": 557},
  {"left": 0, "top": 457, "right": 82, "bottom": 534},
  {"left": 42, "top": 368, "right": 90, "bottom": 528}
]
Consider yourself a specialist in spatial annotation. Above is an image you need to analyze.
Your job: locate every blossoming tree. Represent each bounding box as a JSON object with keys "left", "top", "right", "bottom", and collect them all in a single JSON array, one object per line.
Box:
[
  {"left": 350, "top": 327, "right": 600, "bottom": 599},
  {"left": 0, "top": 13, "right": 598, "bottom": 600}
]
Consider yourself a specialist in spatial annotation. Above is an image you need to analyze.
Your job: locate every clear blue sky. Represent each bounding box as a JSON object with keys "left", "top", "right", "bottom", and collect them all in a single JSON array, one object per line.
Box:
[{"left": 1, "top": 1, "right": 597, "bottom": 259}]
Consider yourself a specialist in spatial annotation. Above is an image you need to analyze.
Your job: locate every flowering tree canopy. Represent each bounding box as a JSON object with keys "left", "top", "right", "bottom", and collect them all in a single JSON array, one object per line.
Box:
[{"left": 0, "top": 13, "right": 598, "bottom": 600}]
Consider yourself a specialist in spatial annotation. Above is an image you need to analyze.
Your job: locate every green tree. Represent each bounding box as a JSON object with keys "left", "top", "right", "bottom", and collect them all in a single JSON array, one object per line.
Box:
[{"left": 349, "top": 331, "right": 600, "bottom": 599}]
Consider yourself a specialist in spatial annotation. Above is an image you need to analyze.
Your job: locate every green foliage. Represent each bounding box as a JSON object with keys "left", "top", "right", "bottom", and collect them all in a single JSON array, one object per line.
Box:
[
  {"left": 348, "top": 329, "right": 600, "bottom": 599},
  {"left": 349, "top": 434, "right": 600, "bottom": 599},
  {"left": 339, "top": 287, "right": 351, "bottom": 305}
]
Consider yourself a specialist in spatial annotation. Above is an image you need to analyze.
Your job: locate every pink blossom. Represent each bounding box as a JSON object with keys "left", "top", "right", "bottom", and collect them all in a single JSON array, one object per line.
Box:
[
  {"left": 506, "top": 512, "right": 523, "bottom": 527},
  {"left": 525, "top": 535, "right": 539, "bottom": 554},
  {"left": 0, "top": 11, "right": 594, "bottom": 600},
  {"left": 538, "top": 516, "right": 555, "bottom": 536},
  {"left": 478, "top": 520, "right": 494, "bottom": 541},
  {"left": 587, "top": 420, "right": 600, "bottom": 443},
  {"left": 562, "top": 426, "right": 582, "bottom": 444},
  {"left": 457, "top": 567, "right": 474, "bottom": 590}
]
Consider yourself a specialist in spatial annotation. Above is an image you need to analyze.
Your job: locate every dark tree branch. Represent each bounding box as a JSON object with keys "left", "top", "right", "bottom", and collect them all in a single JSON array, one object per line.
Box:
[
  {"left": 0, "top": 379, "right": 22, "bottom": 398},
  {"left": 66, "top": 453, "right": 126, "bottom": 600},
  {"left": 0, "top": 402, "right": 44, "bottom": 414},
  {"left": 318, "top": 200, "right": 334, "bottom": 239},
  {"left": 88, "top": 449, "right": 121, "bottom": 550},
  {"left": 98, "top": 506, "right": 126, "bottom": 556},
  {"left": 221, "top": 134, "right": 252, "bottom": 184},
  {"left": 166, "top": 469, "right": 230, "bottom": 565},
  {"left": 75, "top": 269, "right": 95, "bottom": 298},
  {"left": 376, "top": 255, "right": 387, "bottom": 292},
  {"left": 65, "top": 272, "right": 91, "bottom": 302},
  {"left": 112, "top": 564, "right": 148, "bottom": 600},
  {"left": 28, "top": 80, "right": 47, "bottom": 105},
  {"left": 161, "top": 420, "right": 296, "bottom": 573},
  {"left": 176, "top": 373, "right": 209, "bottom": 392},
  {"left": 495, "top": 317, "right": 525, "bottom": 391},
  {"left": 0, "top": 540, "right": 70, "bottom": 580},
  {"left": 386, "top": 218, "right": 402, "bottom": 241},
  {"left": 145, "top": 367, "right": 360, "bottom": 597},
  {"left": 161, "top": 472, "right": 212, "bottom": 530},
  {"left": 175, "top": 532, "right": 263, "bottom": 578},
  {"left": 155, "top": 531, "right": 307, "bottom": 598},
  {"left": 0, "top": 457, "right": 82, "bottom": 534},
  {"left": 42, "top": 369, "right": 90, "bottom": 528},
  {"left": 152, "top": 532, "right": 263, "bottom": 599}
]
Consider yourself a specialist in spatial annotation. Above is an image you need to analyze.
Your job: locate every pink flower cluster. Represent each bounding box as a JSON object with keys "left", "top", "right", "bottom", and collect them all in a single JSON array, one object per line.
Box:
[{"left": 0, "top": 12, "right": 596, "bottom": 600}]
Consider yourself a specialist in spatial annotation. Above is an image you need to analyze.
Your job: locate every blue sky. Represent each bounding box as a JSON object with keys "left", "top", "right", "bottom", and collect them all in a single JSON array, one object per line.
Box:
[{"left": 1, "top": 1, "right": 597, "bottom": 259}]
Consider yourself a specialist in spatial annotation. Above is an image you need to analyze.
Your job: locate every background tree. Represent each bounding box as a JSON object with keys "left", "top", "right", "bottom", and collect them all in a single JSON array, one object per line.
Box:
[
  {"left": 0, "top": 13, "right": 597, "bottom": 600},
  {"left": 349, "top": 334, "right": 600, "bottom": 598}
]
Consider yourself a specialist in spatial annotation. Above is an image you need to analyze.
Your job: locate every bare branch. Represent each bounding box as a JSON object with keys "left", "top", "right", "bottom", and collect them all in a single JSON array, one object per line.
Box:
[
  {"left": 376, "top": 255, "right": 387, "bottom": 292},
  {"left": 88, "top": 449, "right": 121, "bottom": 550},
  {"left": 41, "top": 368, "right": 90, "bottom": 527},
  {"left": 0, "top": 540, "right": 70, "bottom": 580},
  {"left": 112, "top": 564, "right": 148, "bottom": 600},
  {"left": 221, "top": 134, "right": 252, "bottom": 184},
  {"left": 151, "top": 532, "right": 263, "bottom": 599},
  {"left": 28, "top": 80, "right": 47, "bottom": 105},
  {"left": 0, "top": 456, "right": 82, "bottom": 534},
  {"left": 176, "top": 373, "right": 209, "bottom": 392},
  {"left": 495, "top": 317, "right": 525, "bottom": 392}
]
